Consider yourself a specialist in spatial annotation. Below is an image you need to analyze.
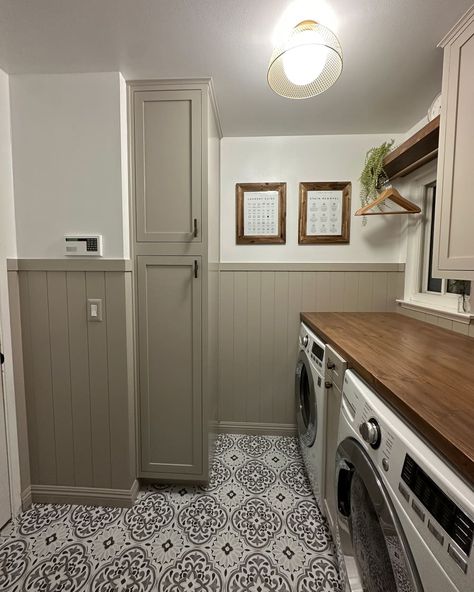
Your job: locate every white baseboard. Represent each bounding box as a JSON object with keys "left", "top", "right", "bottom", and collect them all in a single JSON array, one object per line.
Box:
[
  {"left": 29, "top": 480, "right": 140, "bottom": 508},
  {"left": 217, "top": 421, "right": 297, "bottom": 436}
]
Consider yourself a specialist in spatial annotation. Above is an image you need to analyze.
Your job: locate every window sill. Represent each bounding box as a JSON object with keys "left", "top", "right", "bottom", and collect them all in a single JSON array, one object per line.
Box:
[{"left": 396, "top": 299, "right": 473, "bottom": 324}]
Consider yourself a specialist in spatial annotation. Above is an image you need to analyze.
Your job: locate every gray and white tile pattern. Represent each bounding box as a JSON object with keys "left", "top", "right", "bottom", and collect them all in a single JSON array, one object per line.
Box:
[{"left": 0, "top": 433, "right": 342, "bottom": 591}]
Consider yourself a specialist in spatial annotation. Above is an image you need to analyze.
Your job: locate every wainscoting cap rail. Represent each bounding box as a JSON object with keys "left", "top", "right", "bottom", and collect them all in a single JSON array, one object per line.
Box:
[
  {"left": 219, "top": 262, "right": 405, "bottom": 272},
  {"left": 7, "top": 259, "right": 133, "bottom": 272}
]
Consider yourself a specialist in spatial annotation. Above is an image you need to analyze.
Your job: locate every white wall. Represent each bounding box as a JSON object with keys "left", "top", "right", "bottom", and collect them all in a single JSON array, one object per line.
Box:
[
  {"left": 221, "top": 134, "right": 406, "bottom": 262},
  {"left": 10, "top": 72, "right": 129, "bottom": 259},
  {"left": 0, "top": 68, "right": 22, "bottom": 515},
  {"left": 399, "top": 114, "right": 430, "bottom": 144}
]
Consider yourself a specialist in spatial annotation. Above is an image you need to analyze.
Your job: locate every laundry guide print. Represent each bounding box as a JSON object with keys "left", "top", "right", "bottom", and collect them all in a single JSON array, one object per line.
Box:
[
  {"left": 244, "top": 191, "right": 279, "bottom": 236},
  {"left": 236, "top": 182, "right": 286, "bottom": 244}
]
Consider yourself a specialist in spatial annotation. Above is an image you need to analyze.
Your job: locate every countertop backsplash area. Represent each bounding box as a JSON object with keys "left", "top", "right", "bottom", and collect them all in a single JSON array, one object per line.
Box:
[{"left": 218, "top": 265, "right": 404, "bottom": 431}]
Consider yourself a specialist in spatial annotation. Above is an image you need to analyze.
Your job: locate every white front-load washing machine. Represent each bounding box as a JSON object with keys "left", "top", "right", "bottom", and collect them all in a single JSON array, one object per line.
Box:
[
  {"left": 334, "top": 370, "right": 474, "bottom": 592},
  {"left": 295, "top": 322, "right": 327, "bottom": 509}
]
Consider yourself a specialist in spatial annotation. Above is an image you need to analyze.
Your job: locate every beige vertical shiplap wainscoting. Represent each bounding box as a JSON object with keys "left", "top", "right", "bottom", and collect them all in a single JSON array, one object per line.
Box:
[
  {"left": 397, "top": 306, "right": 474, "bottom": 337},
  {"left": 218, "top": 263, "right": 405, "bottom": 434},
  {"left": 7, "top": 259, "right": 137, "bottom": 507}
]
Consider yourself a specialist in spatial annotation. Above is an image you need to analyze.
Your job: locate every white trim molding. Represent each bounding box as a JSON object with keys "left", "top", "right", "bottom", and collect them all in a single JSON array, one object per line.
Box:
[
  {"left": 397, "top": 161, "right": 471, "bottom": 319},
  {"left": 7, "top": 259, "right": 133, "bottom": 272},
  {"left": 126, "top": 77, "right": 223, "bottom": 139},
  {"left": 29, "top": 480, "right": 140, "bottom": 508},
  {"left": 220, "top": 262, "right": 405, "bottom": 272},
  {"left": 217, "top": 421, "right": 297, "bottom": 436},
  {"left": 439, "top": 5, "right": 474, "bottom": 47}
]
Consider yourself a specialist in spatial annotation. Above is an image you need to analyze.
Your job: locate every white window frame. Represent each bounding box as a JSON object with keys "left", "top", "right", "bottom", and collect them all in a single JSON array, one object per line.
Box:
[{"left": 399, "top": 161, "right": 472, "bottom": 322}]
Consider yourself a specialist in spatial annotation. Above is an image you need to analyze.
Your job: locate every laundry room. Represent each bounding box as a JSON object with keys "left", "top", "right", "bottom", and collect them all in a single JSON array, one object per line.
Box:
[{"left": 0, "top": 1, "right": 473, "bottom": 591}]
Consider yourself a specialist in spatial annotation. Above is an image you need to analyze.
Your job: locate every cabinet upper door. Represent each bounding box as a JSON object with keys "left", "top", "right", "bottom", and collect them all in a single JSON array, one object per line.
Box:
[
  {"left": 435, "top": 15, "right": 474, "bottom": 279},
  {"left": 137, "top": 256, "right": 202, "bottom": 476},
  {"left": 133, "top": 89, "right": 202, "bottom": 242}
]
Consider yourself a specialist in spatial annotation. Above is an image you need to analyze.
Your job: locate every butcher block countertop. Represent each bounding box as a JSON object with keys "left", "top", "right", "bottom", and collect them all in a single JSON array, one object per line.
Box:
[{"left": 301, "top": 312, "right": 474, "bottom": 486}]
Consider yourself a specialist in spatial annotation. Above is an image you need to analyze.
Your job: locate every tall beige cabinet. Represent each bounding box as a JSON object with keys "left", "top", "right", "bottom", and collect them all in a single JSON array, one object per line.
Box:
[
  {"left": 434, "top": 6, "right": 474, "bottom": 281},
  {"left": 129, "top": 80, "right": 221, "bottom": 481}
]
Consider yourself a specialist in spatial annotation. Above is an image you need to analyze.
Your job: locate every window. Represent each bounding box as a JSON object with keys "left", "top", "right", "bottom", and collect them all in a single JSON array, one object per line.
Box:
[
  {"left": 402, "top": 162, "right": 472, "bottom": 318},
  {"left": 421, "top": 185, "right": 471, "bottom": 309}
]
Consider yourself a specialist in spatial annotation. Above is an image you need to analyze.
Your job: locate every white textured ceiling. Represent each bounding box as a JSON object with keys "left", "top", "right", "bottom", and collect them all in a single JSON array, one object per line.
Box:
[{"left": 0, "top": 0, "right": 471, "bottom": 136}]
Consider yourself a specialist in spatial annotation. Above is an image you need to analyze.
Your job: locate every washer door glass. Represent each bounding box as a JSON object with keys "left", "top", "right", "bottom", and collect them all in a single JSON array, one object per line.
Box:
[
  {"left": 335, "top": 438, "right": 423, "bottom": 592},
  {"left": 295, "top": 351, "right": 317, "bottom": 447}
]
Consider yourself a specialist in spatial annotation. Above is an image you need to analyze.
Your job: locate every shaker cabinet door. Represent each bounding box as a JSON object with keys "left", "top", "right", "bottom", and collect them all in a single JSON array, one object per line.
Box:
[
  {"left": 434, "top": 17, "right": 474, "bottom": 279},
  {"left": 137, "top": 256, "right": 202, "bottom": 476},
  {"left": 133, "top": 90, "right": 202, "bottom": 242}
]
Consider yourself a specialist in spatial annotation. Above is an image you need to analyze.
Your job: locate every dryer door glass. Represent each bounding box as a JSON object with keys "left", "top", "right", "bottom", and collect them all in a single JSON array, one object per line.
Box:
[
  {"left": 300, "top": 364, "right": 311, "bottom": 427},
  {"left": 295, "top": 351, "right": 317, "bottom": 447},
  {"left": 335, "top": 439, "right": 422, "bottom": 592}
]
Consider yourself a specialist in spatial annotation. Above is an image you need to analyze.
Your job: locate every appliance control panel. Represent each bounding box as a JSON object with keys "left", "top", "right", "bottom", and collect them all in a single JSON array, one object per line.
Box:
[
  {"left": 65, "top": 235, "right": 103, "bottom": 256},
  {"left": 400, "top": 454, "right": 473, "bottom": 573},
  {"left": 310, "top": 339, "right": 324, "bottom": 369},
  {"left": 359, "top": 418, "right": 381, "bottom": 449},
  {"left": 299, "top": 324, "right": 325, "bottom": 371}
]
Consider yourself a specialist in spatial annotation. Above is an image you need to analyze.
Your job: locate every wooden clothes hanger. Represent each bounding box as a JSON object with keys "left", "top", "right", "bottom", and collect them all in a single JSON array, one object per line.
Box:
[{"left": 355, "top": 186, "right": 421, "bottom": 216}]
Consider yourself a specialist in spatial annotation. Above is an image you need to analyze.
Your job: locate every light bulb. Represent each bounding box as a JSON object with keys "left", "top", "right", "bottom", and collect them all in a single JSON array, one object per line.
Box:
[{"left": 282, "top": 29, "right": 328, "bottom": 86}]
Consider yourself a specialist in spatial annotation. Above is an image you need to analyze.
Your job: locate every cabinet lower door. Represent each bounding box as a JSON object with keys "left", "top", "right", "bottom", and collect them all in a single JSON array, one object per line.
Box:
[{"left": 138, "top": 256, "right": 202, "bottom": 476}]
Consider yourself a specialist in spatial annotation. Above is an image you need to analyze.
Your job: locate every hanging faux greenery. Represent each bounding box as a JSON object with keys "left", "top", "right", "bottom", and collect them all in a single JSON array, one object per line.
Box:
[{"left": 359, "top": 140, "right": 394, "bottom": 223}]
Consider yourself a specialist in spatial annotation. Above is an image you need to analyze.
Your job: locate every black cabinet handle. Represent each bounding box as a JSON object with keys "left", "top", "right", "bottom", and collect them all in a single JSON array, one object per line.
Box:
[
  {"left": 193, "top": 218, "right": 198, "bottom": 238},
  {"left": 194, "top": 260, "right": 198, "bottom": 279},
  {"left": 0, "top": 352, "right": 4, "bottom": 365}
]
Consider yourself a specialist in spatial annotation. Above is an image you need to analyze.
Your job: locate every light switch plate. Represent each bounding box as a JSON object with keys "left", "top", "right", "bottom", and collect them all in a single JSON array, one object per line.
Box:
[{"left": 87, "top": 298, "right": 103, "bottom": 322}]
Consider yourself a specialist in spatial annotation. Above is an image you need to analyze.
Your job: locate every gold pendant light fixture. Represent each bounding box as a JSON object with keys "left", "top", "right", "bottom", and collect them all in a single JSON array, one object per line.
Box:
[{"left": 267, "top": 19, "right": 343, "bottom": 99}]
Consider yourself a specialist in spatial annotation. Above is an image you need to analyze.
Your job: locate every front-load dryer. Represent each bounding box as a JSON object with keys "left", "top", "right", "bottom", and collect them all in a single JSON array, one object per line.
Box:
[
  {"left": 334, "top": 369, "right": 474, "bottom": 592},
  {"left": 295, "top": 322, "right": 327, "bottom": 509}
]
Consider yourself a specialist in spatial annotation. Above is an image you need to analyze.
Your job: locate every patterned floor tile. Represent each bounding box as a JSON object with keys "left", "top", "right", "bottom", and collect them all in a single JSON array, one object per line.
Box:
[
  {"left": 0, "top": 434, "right": 342, "bottom": 591},
  {"left": 91, "top": 546, "right": 156, "bottom": 591}
]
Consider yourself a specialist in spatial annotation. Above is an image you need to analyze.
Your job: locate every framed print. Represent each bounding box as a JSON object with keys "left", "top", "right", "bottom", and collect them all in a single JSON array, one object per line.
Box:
[
  {"left": 236, "top": 182, "right": 286, "bottom": 244},
  {"left": 298, "top": 181, "right": 351, "bottom": 244}
]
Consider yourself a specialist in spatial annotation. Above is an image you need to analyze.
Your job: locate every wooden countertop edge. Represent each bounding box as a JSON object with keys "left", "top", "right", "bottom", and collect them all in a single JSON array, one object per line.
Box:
[{"left": 300, "top": 312, "right": 474, "bottom": 485}]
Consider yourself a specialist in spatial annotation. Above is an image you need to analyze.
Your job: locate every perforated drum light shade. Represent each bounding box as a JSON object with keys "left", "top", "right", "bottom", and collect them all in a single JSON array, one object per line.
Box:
[{"left": 268, "top": 20, "right": 343, "bottom": 99}]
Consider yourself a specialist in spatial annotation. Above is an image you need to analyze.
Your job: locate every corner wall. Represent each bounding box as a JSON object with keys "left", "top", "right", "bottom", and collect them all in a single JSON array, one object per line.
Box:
[
  {"left": 11, "top": 263, "right": 136, "bottom": 506},
  {"left": 0, "top": 68, "right": 24, "bottom": 515},
  {"left": 218, "top": 132, "right": 407, "bottom": 430},
  {"left": 8, "top": 72, "right": 136, "bottom": 505},
  {"left": 10, "top": 72, "right": 130, "bottom": 259}
]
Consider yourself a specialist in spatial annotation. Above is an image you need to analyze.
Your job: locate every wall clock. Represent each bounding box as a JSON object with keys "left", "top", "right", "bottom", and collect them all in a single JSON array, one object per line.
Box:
[{"left": 428, "top": 93, "right": 442, "bottom": 121}]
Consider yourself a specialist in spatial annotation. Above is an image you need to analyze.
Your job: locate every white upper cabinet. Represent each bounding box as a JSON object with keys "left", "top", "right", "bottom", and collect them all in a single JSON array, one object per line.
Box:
[{"left": 433, "top": 6, "right": 474, "bottom": 280}]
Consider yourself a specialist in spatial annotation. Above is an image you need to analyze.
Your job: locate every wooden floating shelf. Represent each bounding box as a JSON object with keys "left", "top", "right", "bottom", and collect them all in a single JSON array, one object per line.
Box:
[{"left": 383, "top": 115, "right": 440, "bottom": 180}]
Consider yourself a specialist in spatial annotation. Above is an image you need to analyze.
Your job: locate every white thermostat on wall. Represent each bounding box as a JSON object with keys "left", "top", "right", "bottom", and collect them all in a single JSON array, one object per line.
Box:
[{"left": 64, "top": 235, "right": 103, "bottom": 256}]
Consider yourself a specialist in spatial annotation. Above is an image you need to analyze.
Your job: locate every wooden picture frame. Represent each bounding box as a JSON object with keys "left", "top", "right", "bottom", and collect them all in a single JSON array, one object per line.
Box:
[
  {"left": 298, "top": 182, "right": 351, "bottom": 244},
  {"left": 236, "top": 182, "right": 286, "bottom": 244}
]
